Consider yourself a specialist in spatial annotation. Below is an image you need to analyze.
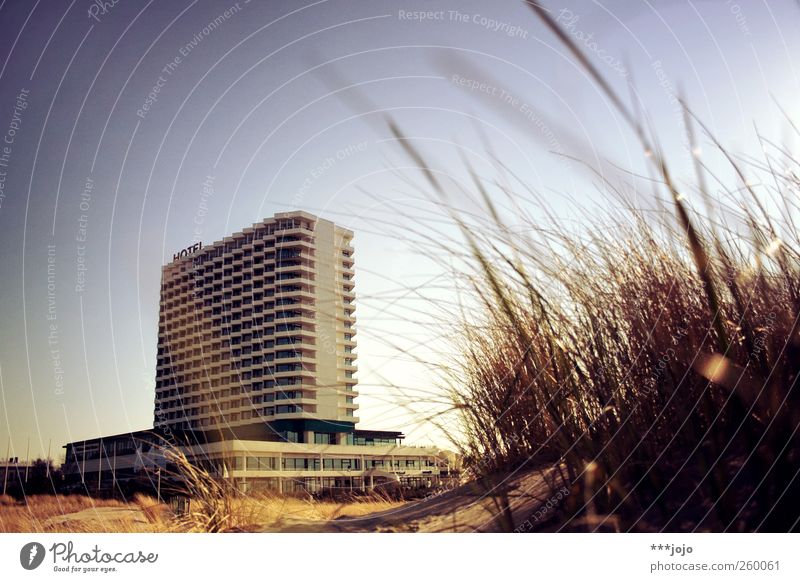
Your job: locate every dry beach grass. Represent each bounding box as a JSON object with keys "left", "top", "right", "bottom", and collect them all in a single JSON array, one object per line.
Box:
[{"left": 391, "top": 1, "right": 800, "bottom": 533}]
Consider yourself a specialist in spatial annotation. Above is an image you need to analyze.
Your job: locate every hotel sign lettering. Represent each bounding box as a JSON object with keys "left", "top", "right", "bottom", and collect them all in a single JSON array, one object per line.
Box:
[{"left": 173, "top": 242, "right": 202, "bottom": 261}]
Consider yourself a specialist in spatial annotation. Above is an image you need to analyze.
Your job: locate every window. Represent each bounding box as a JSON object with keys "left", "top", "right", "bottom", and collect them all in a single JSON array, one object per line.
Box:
[
  {"left": 276, "top": 404, "right": 301, "bottom": 414},
  {"left": 282, "top": 457, "right": 319, "bottom": 470},
  {"left": 246, "top": 456, "right": 277, "bottom": 470},
  {"left": 314, "top": 433, "right": 334, "bottom": 445},
  {"left": 276, "top": 390, "right": 300, "bottom": 400},
  {"left": 276, "top": 363, "right": 300, "bottom": 373},
  {"left": 322, "top": 458, "right": 361, "bottom": 471}
]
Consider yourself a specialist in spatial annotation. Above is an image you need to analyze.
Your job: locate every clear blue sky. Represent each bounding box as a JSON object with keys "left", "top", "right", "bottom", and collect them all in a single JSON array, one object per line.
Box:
[{"left": 0, "top": 0, "right": 798, "bottom": 460}]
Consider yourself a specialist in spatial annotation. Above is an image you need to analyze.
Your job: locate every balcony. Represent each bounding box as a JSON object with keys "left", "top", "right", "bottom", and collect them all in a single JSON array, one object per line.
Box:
[
  {"left": 337, "top": 315, "right": 356, "bottom": 327},
  {"left": 260, "top": 382, "right": 317, "bottom": 395},
  {"left": 274, "top": 313, "right": 316, "bottom": 327},
  {"left": 274, "top": 237, "right": 314, "bottom": 251},
  {"left": 337, "top": 265, "right": 355, "bottom": 278},
  {"left": 274, "top": 338, "right": 316, "bottom": 350},
  {"left": 273, "top": 289, "right": 315, "bottom": 301},
  {"left": 274, "top": 263, "right": 316, "bottom": 278},
  {"left": 272, "top": 410, "right": 314, "bottom": 420},
  {"left": 270, "top": 372, "right": 315, "bottom": 384},
  {"left": 273, "top": 327, "right": 316, "bottom": 340},
  {"left": 274, "top": 273, "right": 314, "bottom": 286},
  {"left": 274, "top": 396, "right": 317, "bottom": 408}
]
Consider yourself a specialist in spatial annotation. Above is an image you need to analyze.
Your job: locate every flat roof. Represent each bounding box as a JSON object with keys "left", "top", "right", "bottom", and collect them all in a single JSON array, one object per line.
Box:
[
  {"left": 64, "top": 426, "right": 407, "bottom": 448},
  {"left": 63, "top": 428, "right": 215, "bottom": 448}
]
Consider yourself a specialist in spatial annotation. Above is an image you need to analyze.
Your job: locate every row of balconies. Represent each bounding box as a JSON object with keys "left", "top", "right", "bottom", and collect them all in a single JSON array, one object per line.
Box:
[
  {"left": 158, "top": 318, "right": 318, "bottom": 340},
  {"left": 159, "top": 306, "right": 347, "bottom": 332},
  {"left": 158, "top": 308, "right": 323, "bottom": 329},
  {"left": 163, "top": 262, "right": 319, "bottom": 287},
  {"left": 156, "top": 379, "right": 355, "bottom": 401},
  {"left": 156, "top": 320, "right": 316, "bottom": 339},
  {"left": 190, "top": 246, "right": 316, "bottom": 269},
  {"left": 162, "top": 279, "right": 318, "bottom": 297},
  {"left": 155, "top": 366, "right": 354, "bottom": 390},
  {"left": 155, "top": 353, "right": 355, "bottom": 379},
  {"left": 156, "top": 364, "right": 319, "bottom": 382},
  {"left": 156, "top": 392, "right": 317, "bottom": 414},
  {"left": 156, "top": 377, "right": 358, "bottom": 399},
  {"left": 155, "top": 341, "right": 317, "bottom": 361},
  {"left": 172, "top": 256, "right": 317, "bottom": 283},
  {"left": 158, "top": 335, "right": 320, "bottom": 356},
  {"left": 180, "top": 231, "right": 315, "bottom": 262},
  {"left": 158, "top": 312, "right": 318, "bottom": 330},
  {"left": 156, "top": 338, "right": 321, "bottom": 362},
  {"left": 157, "top": 327, "right": 339, "bottom": 352},
  {"left": 157, "top": 326, "right": 353, "bottom": 355},
  {"left": 156, "top": 376, "right": 322, "bottom": 395},
  {"left": 157, "top": 392, "right": 319, "bottom": 412},
  {"left": 160, "top": 280, "right": 317, "bottom": 307},
  {"left": 160, "top": 278, "right": 316, "bottom": 310},
  {"left": 156, "top": 365, "right": 320, "bottom": 386},
  {"left": 156, "top": 332, "right": 323, "bottom": 357},
  {"left": 160, "top": 403, "right": 322, "bottom": 426},
  {"left": 156, "top": 341, "right": 317, "bottom": 359},
  {"left": 164, "top": 269, "right": 316, "bottom": 297}
]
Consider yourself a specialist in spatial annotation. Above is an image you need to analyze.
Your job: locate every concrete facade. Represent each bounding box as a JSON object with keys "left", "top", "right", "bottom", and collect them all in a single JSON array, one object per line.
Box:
[{"left": 154, "top": 211, "right": 359, "bottom": 438}]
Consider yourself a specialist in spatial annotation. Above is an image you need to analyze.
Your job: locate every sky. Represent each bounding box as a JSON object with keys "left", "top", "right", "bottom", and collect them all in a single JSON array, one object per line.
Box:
[{"left": 0, "top": 0, "right": 798, "bottom": 461}]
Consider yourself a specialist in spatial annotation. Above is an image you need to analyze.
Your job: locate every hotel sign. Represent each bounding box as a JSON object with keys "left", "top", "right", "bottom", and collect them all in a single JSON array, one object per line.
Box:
[{"left": 173, "top": 242, "right": 202, "bottom": 261}]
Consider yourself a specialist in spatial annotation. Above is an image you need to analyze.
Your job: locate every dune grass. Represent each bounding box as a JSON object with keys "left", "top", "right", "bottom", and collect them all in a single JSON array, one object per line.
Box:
[
  {"left": 0, "top": 491, "right": 401, "bottom": 533},
  {"left": 443, "top": 197, "right": 799, "bottom": 531},
  {"left": 160, "top": 447, "right": 399, "bottom": 532},
  {"left": 0, "top": 443, "right": 402, "bottom": 533},
  {"left": 0, "top": 493, "right": 168, "bottom": 533},
  {"left": 384, "top": 1, "right": 800, "bottom": 532}
]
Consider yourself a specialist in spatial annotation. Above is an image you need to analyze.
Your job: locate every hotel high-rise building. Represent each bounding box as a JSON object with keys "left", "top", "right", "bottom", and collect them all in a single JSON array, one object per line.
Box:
[
  {"left": 63, "top": 211, "right": 447, "bottom": 496},
  {"left": 154, "top": 211, "right": 359, "bottom": 443}
]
